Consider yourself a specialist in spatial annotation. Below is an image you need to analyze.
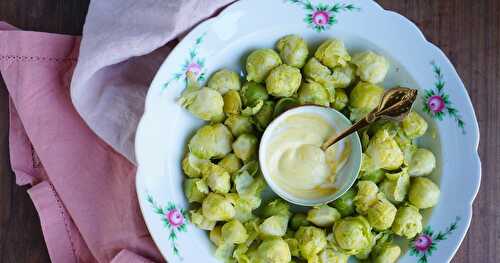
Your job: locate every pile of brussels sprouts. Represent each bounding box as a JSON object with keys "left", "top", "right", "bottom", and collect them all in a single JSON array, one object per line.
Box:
[{"left": 180, "top": 34, "right": 441, "bottom": 263}]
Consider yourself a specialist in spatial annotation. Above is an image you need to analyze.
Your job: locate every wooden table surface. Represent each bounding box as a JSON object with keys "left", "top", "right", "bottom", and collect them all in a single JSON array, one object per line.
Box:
[{"left": 0, "top": 0, "right": 498, "bottom": 262}]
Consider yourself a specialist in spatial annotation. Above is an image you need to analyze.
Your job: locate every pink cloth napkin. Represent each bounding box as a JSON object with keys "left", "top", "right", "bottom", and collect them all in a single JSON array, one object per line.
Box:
[{"left": 0, "top": 1, "right": 233, "bottom": 262}]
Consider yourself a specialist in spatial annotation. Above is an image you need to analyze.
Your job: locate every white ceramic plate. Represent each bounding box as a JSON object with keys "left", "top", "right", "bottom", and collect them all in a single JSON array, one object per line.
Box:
[{"left": 135, "top": 0, "right": 481, "bottom": 262}]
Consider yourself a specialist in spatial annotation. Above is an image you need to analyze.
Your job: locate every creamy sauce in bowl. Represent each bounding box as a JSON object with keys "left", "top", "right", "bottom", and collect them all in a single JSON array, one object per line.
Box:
[{"left": 265, "top": 113, "right": 351, "bottom": 200}]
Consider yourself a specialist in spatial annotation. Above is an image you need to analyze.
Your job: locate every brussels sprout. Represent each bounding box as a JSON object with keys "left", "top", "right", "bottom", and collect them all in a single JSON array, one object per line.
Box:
[
  {"left": 408, "top": 177, "right": 440, "bottom": 209},
  {"left": 182, "top": 152, "right": 208, "bottom": 178},
  {"left": 295, "top": 226, "right": 327, "bottom": 259},
  {"left": 359, "top": 153, "right": 385, "bottom": 183},
  {"left": 391, "top": 205, "right": 423, "bottom": 239},
  {"left": 298, "top": 81, "right": 331, "bottom": 107},
  {"left": 178, "top": 72, "right": 225, "bottom": 122},
  {"left": 331, "top": 63, "right": 356, "bottom": 89},
  {"left": 257, "top": 238, "right": 291, "bottom": 263},
  {"left": 241, "top": 81, "right": 269, "bottom": 107},
  {"left": 223, "top": 90, "right": 243, "bottom": 114},
  {"left": 402, "top": 111, "right": 428, "bottom": 139},
  {"left": 367, "top": 194, "right": 397, "bottom": 231},
  {"left": 218, "top": 153, "right": 242, "bottom": 175},
  {"left": 262, "top": 199, "right": 291, "bottom": 219},
  {"left": 233, "top": 244, "right": 250, "bottom": 263},
  {"left": 354, "top": 180, "right": 379, "bottom": 214},
  {"left": 401, "top": 143, "right": 417, "bottom": 166},
  {"left": 349, "top": 82, "right": 384, "bottom": 112},
  {"left": 408, "top": 148, "right": 436, "bottom": 176},
  {"left": 224, "top": 115, "right": 255, "bottom": 137},
  {"left": 303, "top": 57, "right": 336, "bottom": 93},
  {"left": 332, "top": 89, "right": 349, "bottom": 111},
  {"left": 221, "top": 220, "right": 249, "bottom": 244},
  {"left": 333, "top": 188, "right": 356, "bottom": 217},
  {"left": 379, "top": 169, "right": 410, "bottom": 203},
  {"left": 191, "top": 209, "right": 216, "bottom": 230},
  {"left": 215, "top": 243, "right": 235, "bottom": 261},
  {"left": 314, "top": 39, "right": 351, "bottom": 69},
  {"left": 365, "top": 129, "right": 404, "bottom": 170},
  {"left": 244, "top": 218, "right": 261, "bottom": 246},
  {"left": 184, "top": 178, "right": 209, "bottom": 203},
  {"left": 372, "top": 244, "right": 401, "bottom": 263},
  {"left": 276, "top": 34, "right": 309, "bottom": 68},
  {"left": 232, "top": 134, "right": 258, "bottom": 161},
  {"left": 285, "top": 238, "right": 300, "bottom": 257},
  {"left": 179, "top": 87, "right": 225, "bottom": 122},
  {"left": 273, "top": 97, "right": 300, "bottom": 118},
  {"left": 371, "top": 234, "right": 401, "bottom": 263},
  {"left": 332, "top": 216, "right": 373, "bottom": 255},
  {"left": 208, "top": 69, "right": 241, "bottom": 95},
  {"left": 189, "top": 123, "right": 233, "bottom": 159},
  {"left": 202, "top": 193, "right": 235, "bottom": 221},
  {"left": 246, "top": 49, "right": 282, "bottom": 83},
  {"left": 266, "top": 64, "right": 302, "bottom": 97},
  {"left": 238, "top": 160, "right": 261, "bottom": 177},
  {"left": 306, "top": 205, "right": 341, "bottom": 227},
  {"left": 229, "top": 193, "right": 258, "bottom": 223},
  {"left": 242, "top": 100, "right": 264, "bottom": 116},
  {"left": 315, "top": 249, "right": 349, "bottom": 263},
  {"left": 210, "top": 225, "right": 223, "bottom": 246},
  {"left": 259, "top": 215, "right": 289, "bottom": 237},
  {"left": 352, "top": 51, "right": 389, "bottom": 84},
  {"left": 255, "top": 101, "right": 275, "bottom": 130},
  {"left": 290, "top": 213, "right": 311, "bottom": 230},
  {"left": 202, "top": 163, "right": 231, "bottom": 194}
]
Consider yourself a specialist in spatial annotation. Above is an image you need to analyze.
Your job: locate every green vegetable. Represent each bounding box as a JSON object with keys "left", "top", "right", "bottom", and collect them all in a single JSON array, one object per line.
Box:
[
  {"left": 178, "top": 72, "right": 225, "bottom": 122},
  {"left": 222, "top": 220, "right": 249, "bottom": 244},
  {"left": 379, "top": 169, "right": 410, "bottom": 203},
  {"left": 223, "top": 90, "right": 243, "bottom": 114},
  {"left": 202, "top": 193, "right": 235, "bottom": 221},
  {"left": 349, "top": 81, "right": 384, "bottom": 117},
  {"left": 261, "top": 199, "right": 291, "bottom": 219},
  {"left": 306, "top": 205, "right": 341, "bottom": 227},
  {"left": 312, "top": 249, "right": 349, "bottom": 263},
  {"left": 259, "top": 215, "right": 289, "bottom": 237},
  {"left": 246, "top": 49, "right": 282, "bottom": 83},
  {"left": 353, "top": 180, "right": 379, "bottom": 214},
  {"left": 366, "top": 194, "right": 397, "bottom": 231},
  {"left": 276, "top": 34, "right": 309, "bottom": 68},
  {"left": 408, "top": 148, "right": 436, "bottom": 176},
  {"left": 210, "top": 225, "right": 223, "bottom": 246},
  {"left": 254, "top": 100, "right": 275, "bottom": 130},
  {"left": 302, "top": 57, "right": 336, "bottom": 94},
  {"left": 184, "top": 178, "right": 209, "bottom": 203},
  {"left": 189, "top": 123, "right": 233, "bottom": 159},
  {"left": 181, "top": 152, "right": 208, "bottom": 178},
  {"left": 285, "top": 238, "right": 300, "bottom": 257},
  {"left": 232, "top": 133, "right": 259, "bottom": 161},
  {"left": 241, "top": 81, "right": 269, "bottom": 107},
  {"left": 191, "top": 209, "right": 216, "bottom": 230},
  {"left": 314, "top": 39, "right": 351, "bottom": 69},
  {"left": 371, "top": 233, "right": 401, "bottom": 263},
  {"left": 408, "top": 177, "right": 440, "bottom": 209},
  {"left": 333, "top": 188, "right": 356, "bottom": 217},
  {"left": 332, "top": 216, "right": 374, "bottom": 255},
  {"left": 290, "top": 213, "right": 311, "bottom": 230},
  {"left": 391, "top": 205, "right": 423, "bottom": 239},
  {"left": 298, "top": 81, "right": 330, "bottom": 107},
  {"left": 224, "top": 114, "right": 255, "bottom": 137},
  {"left": 202, "top": 163, "right": 231, "bottom": 194},
  {"left": 365, "top": 129, "right": 404, "bottom": 170},
  {"left": 331, "top": 63, "right": 356, "bottom": 89},
  {"left": 332, "top": 89, "right": 349, "bottom": 111},
  {"left": 352, "top": 51, "right": 389, "bottom": 84},
  {"left": 273, "top": 97, "right": 300, "bottom": 118},
  {"left": 266, "top": 64, "right": 302, "bottom": 97},
  {"left": 256, "top": 238, "right": 291, "bottom": 263},
  {"left": 208, "top": 69, "right": 241, "bottom": 95},
  {"left": 402, "top": 111, "right": 428, "bottom": 139},
  {"left": 218, "top": 153, "right": 242, "bottom": 175},
  {"left": 295, "top": 226, "right": 327, "bottom": 260}
]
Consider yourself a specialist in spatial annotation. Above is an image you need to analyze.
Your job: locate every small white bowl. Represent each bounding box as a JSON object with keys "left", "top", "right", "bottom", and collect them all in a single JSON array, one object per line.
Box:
[{"left": 259, "top": 105, "right": 362, "bottom": 207}]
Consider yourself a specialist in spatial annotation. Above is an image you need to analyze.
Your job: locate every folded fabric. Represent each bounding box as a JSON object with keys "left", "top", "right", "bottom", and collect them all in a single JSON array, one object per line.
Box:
[
  {"left": 71, "top": 0, "right": 235, "bottom": 163},
  {"left": 1, "top": 24, "right": 160, "bottom": 262}
]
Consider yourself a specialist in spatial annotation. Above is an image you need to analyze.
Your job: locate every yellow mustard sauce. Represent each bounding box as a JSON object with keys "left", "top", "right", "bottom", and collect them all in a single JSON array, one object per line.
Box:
[{"left": 266, "top": 113, "right": 351, "bottom": 200}]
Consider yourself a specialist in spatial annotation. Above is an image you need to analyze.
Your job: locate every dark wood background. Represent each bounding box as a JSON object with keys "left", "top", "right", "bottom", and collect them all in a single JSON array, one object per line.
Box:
[{"left": 0, "top": 0, "right": 498, "bottom": 262}]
